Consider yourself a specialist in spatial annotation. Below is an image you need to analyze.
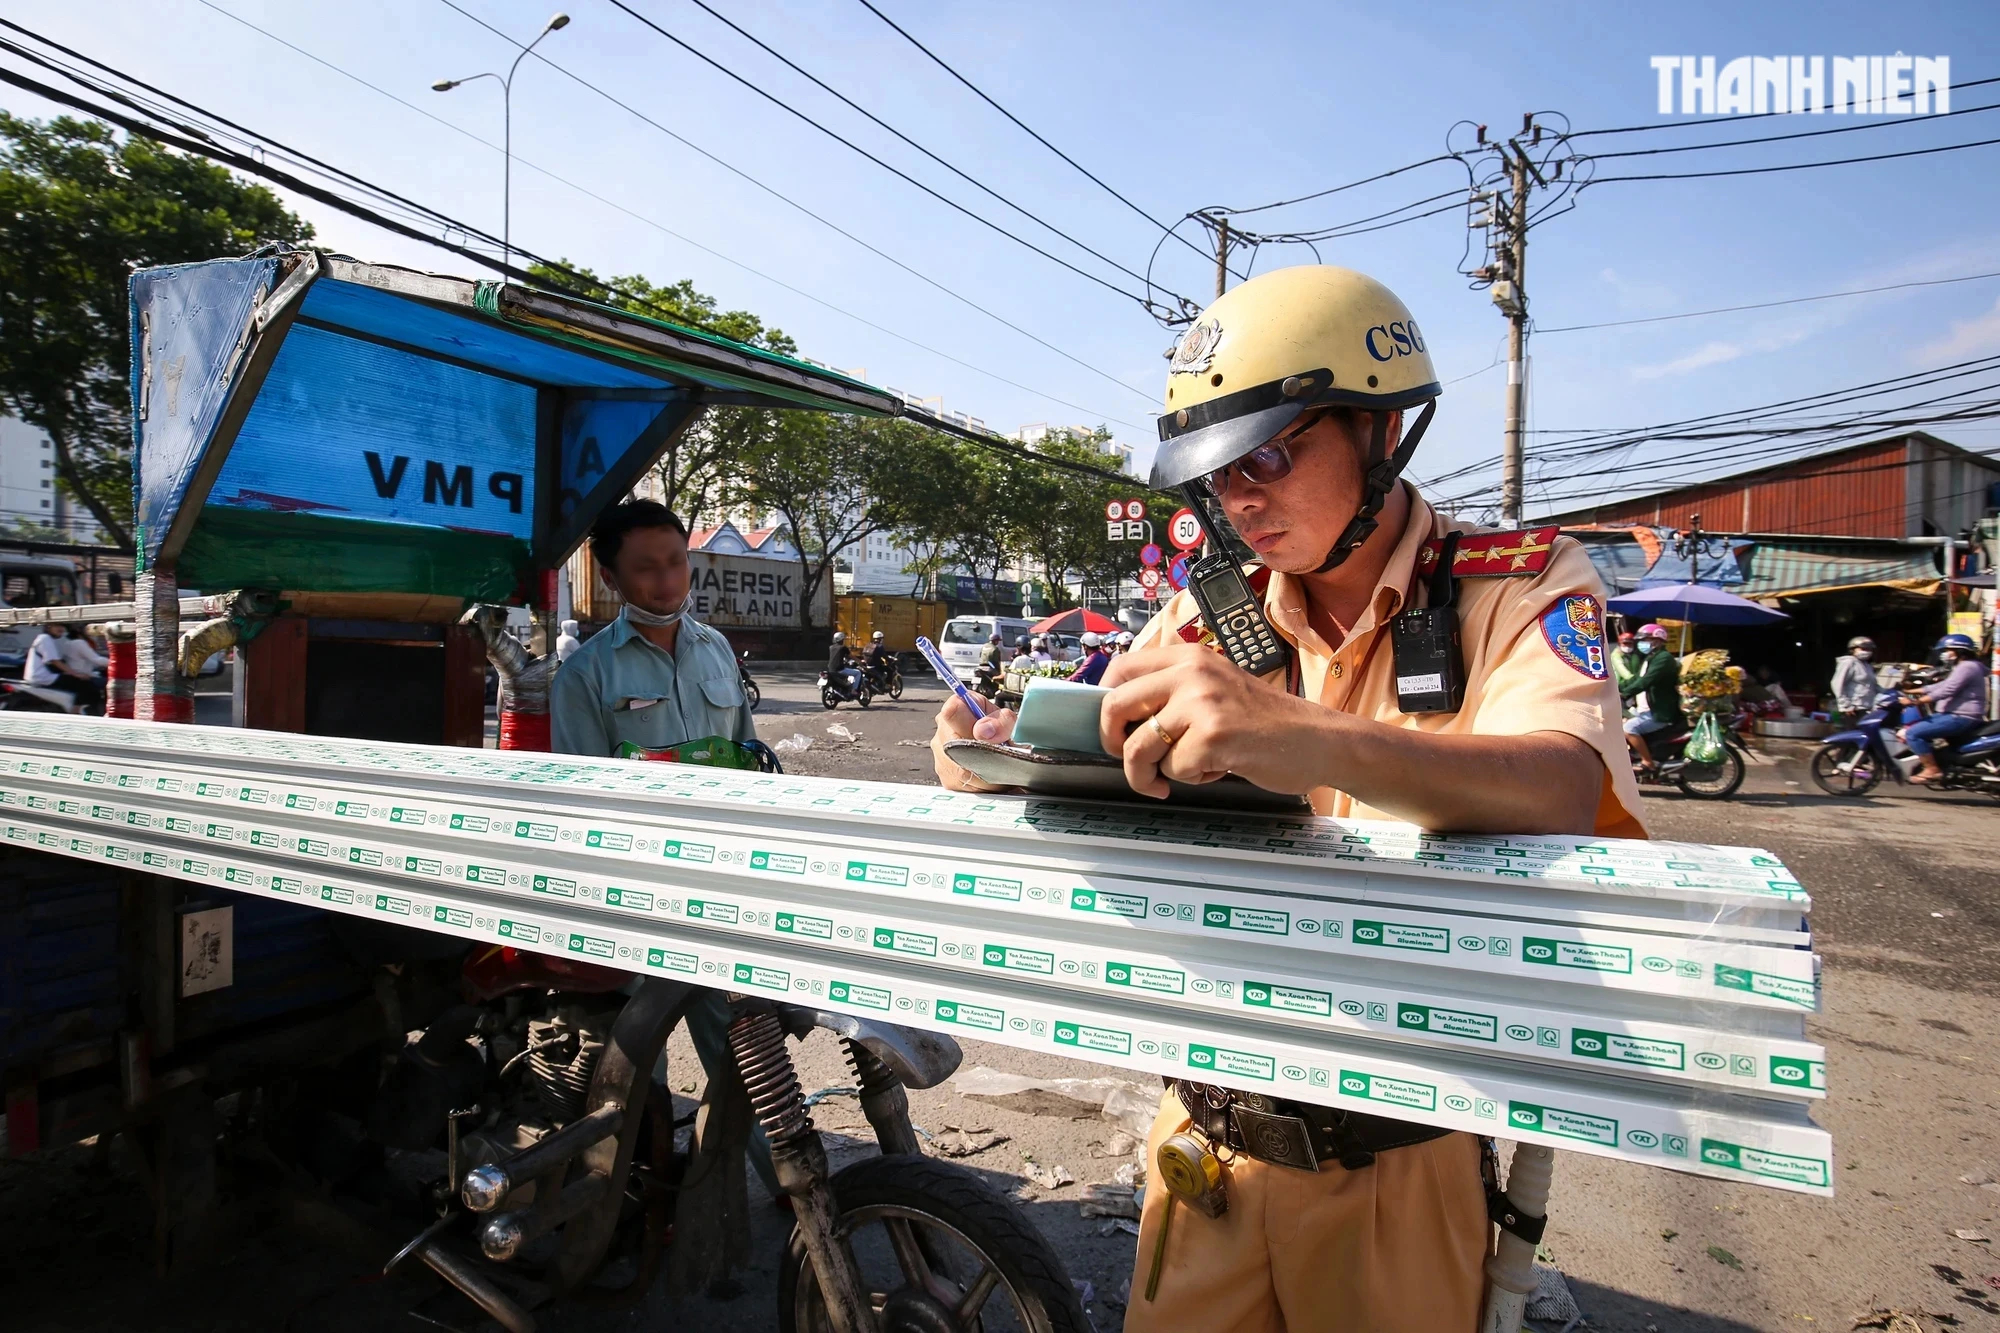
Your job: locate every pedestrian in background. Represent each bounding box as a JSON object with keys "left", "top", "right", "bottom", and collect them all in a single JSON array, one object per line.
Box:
[
  {"left": 555, "top": 618, "right": 582, "bottom": 662},
  {"left": 1830, "top": 635, "right": 1878, "bottom": 723}
]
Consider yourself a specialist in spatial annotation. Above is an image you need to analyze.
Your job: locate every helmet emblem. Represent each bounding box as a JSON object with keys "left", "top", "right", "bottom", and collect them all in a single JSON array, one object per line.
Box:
[{"left": 1169, "top": 318, "right": 1222, "bottom": 376}]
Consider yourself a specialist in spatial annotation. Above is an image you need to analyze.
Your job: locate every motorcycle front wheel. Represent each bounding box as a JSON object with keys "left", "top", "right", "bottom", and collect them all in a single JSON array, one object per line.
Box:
[
  {"left": 1672, "top": 745, "right": 1745, "bottom": 800},
  {"left": 821, "top": 687, "right": 839, "bottom": 710},
  {"left": 744, "top": 675, "right": 762, "bottom": 710},
  {"left": 778, "top": 1155, "right": 1091, "bottom": 1333},
  {"left": 886, "top": 673, "right": 903, "bottom": 701},
  {"left": 1810, "top": 741, "right": 1881, "bottom": 797},
  {"left": 857, "top": 686, "right": 873, "bottom": 709}
]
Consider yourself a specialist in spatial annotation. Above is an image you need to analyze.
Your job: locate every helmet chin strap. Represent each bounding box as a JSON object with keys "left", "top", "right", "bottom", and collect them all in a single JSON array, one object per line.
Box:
[{"left": 1315, "top": 399, "right": 1437, "bottom": 573}]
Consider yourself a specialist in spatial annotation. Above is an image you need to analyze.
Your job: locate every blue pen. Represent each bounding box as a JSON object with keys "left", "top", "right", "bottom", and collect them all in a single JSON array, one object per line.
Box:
[{"left": 915, "top": 635, "right": 987, "bottom": 719}]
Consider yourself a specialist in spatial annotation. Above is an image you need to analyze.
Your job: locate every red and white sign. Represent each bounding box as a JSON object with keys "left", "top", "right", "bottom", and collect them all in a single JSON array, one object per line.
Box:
[
  {"left": 1141, "top": 584, "right": 1159, "bottom": 601},
  {"left": 1137, "top": 568, "right": 1163, "bottom": 589},
  {"left": 1138, "top": 543, "right": 1163, "bottom": 568},
  {"left": 1105, "top": 500, "right": 1126, "bottom": 521},
  {"left": 1167, "top": 552, "right": 1192, "bottom": 591},
  {"left": 1168, "top": 507, "right": 1204, "bottom": 551},
  {"left": 1123, "top": 499, "right": 1147, "bottom": 521}
]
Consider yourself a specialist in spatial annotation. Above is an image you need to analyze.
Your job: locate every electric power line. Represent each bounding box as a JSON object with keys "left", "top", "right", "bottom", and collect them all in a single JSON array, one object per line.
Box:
[
  {"left": 1536, "top": 268, "right": 2000, "bottom": 334},
  {"left": 431, "top": 0, "right": 1156, "bottom": 402},
  {"left": 1583, "top": 99, "right": 2000, "bottom": 162},
  {"left": 1565, "top": 74, "right": 2000, "bottom": 138},
  {"left": 1584, "top": 132, "right": 2000, "bottom": 184}
]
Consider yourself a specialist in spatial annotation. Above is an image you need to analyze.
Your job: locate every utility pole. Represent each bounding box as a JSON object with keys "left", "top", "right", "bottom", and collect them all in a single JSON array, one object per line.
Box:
[{"left": 1213, "top": 214, "right": 1232, "bottom": 300}]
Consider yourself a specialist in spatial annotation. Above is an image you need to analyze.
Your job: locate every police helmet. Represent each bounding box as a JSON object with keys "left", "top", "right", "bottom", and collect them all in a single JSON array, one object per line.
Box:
[{"left": 1152, "top": 266, "right": 1442, "bottom": 571}]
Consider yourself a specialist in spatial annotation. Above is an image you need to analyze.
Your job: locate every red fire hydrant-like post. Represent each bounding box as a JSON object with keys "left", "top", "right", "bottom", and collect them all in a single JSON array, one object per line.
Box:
[
  {"left": 104, "top": 623, "right": 136, "bottom": 719},
  {"left": 460, "top": 605, "right": 556, "bottom": 751}
]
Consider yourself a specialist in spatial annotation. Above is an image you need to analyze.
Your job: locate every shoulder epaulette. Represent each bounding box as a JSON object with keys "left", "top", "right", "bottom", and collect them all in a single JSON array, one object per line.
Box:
[{"left": 1417, "top": 525, "right": 1560, "bottom": 578}]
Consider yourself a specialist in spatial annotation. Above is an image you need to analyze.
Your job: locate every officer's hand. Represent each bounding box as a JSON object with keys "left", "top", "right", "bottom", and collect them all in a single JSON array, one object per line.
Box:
[
  {"left": 930, "top": 695, "right": 1017, "bottom": 793},
  {"left": 1100, "top": 644, "right": 1324, "bottom": 799}
]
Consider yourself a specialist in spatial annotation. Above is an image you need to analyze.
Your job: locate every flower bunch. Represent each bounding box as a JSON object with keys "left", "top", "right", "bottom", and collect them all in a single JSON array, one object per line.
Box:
[{"left": 1679, "top": 648, "right": 1740, "bottom": 710}]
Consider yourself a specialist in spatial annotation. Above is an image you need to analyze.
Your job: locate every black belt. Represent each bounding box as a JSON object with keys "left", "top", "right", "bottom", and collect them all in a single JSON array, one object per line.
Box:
[{"left": 1170, "top": 1079, "right": 1454, "bottom": 1172}]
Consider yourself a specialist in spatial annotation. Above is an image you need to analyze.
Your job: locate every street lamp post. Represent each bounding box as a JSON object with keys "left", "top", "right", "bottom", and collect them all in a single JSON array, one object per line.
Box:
[{"left": 433, "top": 12, "right": 569, "bottom": 278}]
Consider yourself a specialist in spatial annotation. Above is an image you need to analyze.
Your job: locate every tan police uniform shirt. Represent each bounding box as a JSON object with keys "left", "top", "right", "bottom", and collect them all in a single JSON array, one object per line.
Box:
[{"left": 1137, "top": 484, "right": 1648, "bottom": 839}]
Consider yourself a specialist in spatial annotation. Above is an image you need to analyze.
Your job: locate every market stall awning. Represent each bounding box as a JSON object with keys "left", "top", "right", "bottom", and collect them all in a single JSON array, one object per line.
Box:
[
  {"left": 1737, "top": 540, "right": 1942, "bottom": 600},
  {"left": 131, "top": 251, "right": 900, "bottom": 600}
]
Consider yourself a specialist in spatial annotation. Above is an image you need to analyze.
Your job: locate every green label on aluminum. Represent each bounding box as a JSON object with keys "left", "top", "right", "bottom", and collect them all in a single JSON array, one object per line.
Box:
[
  {"left": 1352, "top": 919, "right": 1449, "bottom": 952},
  {"left": 203, "top": 822, "right": 234, "bottom": 840},
  {"left": 1570, "top": 1029, "right": 1684, "bottom": 1070},
  {"left": 606, "top": 887, "right": 654, "bottom": 911},
  {"left": 847, "top": 861, "right": 908, "bottom": 886},
  {"left": 732, "top": 962, "right": 789, "bottom": 991},
  {"left": 465, "top": 864, "right": 504, "bottom": 886},
  {"left": 435, "top": 905, "right": 473, "bottom": 928},
  {"left": 568, "top": 933, "right": 615, "bottom": 959},
  {"left": 1202, "top": 903, "right": 1290, "bottom": 935},
  {"left": 404, "top": 856, "right": 442, "bottom": 877},
  {"left": 982, "top": 944, "right": 1054, "bottom": 974},
  {"left": 1770, "top": 1057, "right": 1826, "bottom": 1090},
  {"left": 1507, "top": 1102, "right": 1617, "bottom": 1146},
  {"left": 1055, "top": 1020, "right": 1132, "bottom": 1055},
  {"left": 1397, "top": 1003, "right": 1498, "bottom": 1042},
  {"left": 828, "top": 980, "right": 890, "bottom": 1010},
  {"left": 374, "top": 894, "right": 411, "bottom": 916},
  {"left": 1714, "top": 964, "right": 1816, "bottom": 1008},
  {"left": 532, "top": 874, "right": 577, "bottom": 898},
  {"left": 249, "top": 829, "right": 281, "bottom": 847},
  {"left": 271, "top": 876, "right": 307, "bottom": 897},
  {"left": 777, "top": 912, "right": 833, "bottom": 940},
  {"left": 647, "top": 947, "right": 698, "bottom": 975},
  {"left": 663, "top": 839, "right": 715, "bottom": 863},
  {"left": 1105, "top": 961, "right": 1185, "bottom": 994},
  {"left": 348, "top": 847, "right": 383, "bottom": 867},
  {"left": 1339, "top": 1070, "right": 1438, "bottom": 1111},
  {"left": 1188, "top": 1044, "right": 1276, "bottom": 1081},
  {"left": 1699, "top": 1139, "right": 1828, "bottom": 1187},
  {"left": 936, "top": 1000, "right": 1005, "bottom": 1031},
  {"left": 868, "top": 927, "right": 932, "bottom": 956},
  {"left": 498, "top": 919, "right": 540, "bottom": 943},
  {"left": 586, "top": 829, "right": 633, "bottom": 851},
  {"left": 320, "top": 885, "right": 354, "bottom": 905},
  {"left": 513, "top": 820, "right": 557, "bottom": 841},
  {"left": 1070, "top": 887, "right": 1146, "bottom": 917},
  {"left": 390, "top": 806, "right": 428, "bottom": 825},
  {"left": 285, "top": 793, "right": 316, "bottom": 811},
  {"left": 687, "top": 899, "right": 739, "bottom": 924},
  {"left": 1522, "top": 937, "right": 1631, "bottom": 973},
  {"left": 449, "top": 812, "right": 489, "bottom": 832},
  {"left": 954, "top": 873, "right": 1022, "bottom": 901},
  {"left": 1244, "top": 981, "right": 1332, "bottom": 1017},
  {"left": 335, "top": 800, "right": 370, "bottom": 819},
  {"left": 750, "top": 849, "right": 806, "bottom": 874}
]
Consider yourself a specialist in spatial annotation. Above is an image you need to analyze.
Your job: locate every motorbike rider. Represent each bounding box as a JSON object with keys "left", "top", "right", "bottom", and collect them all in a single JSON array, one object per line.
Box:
[
  {"left": 1610, "top": 629, "right": 1642, "bottom": 691},
  {"left": 1115, "top": 629, "right": 1135, "bottom": 655},
  {"left": 929, "top": 264, "right": 1643, "bottom": 1333},
  {"left": 862, "top": 629, "right": 898, "bottom": 690},
  {"left": 1901, "top": 633, "right": 1989, "bottom": 783},
  {"left": 1830, "top": 636, "right": 1878, "bottom": 723},
  {"left": 1007, "top": 635, "right": 1035, "bottom": 671},
  {"left": 1073, "top": 631, "right": 1112, "bottom": 685},
  {"left": 1029, "top": 635, "right": 1054, "bottom": 666},
  {"left": 1620, "top": 623, "right": 1683, "bottom": 774},
  {"left": 23, "top": 622, "right": 103, "bottom": 713},
  {"left": 975, "top": 631, "right": 1006, "bottom": 692},
  {"left": 827, "top": 630, "right": 865, "bottom": 698}
]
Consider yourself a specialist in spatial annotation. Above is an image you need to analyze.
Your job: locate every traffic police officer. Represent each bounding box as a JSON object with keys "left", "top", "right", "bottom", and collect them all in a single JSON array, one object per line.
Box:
[{"left": 932, "top": 266, "right": 1644, "bottom": 1331}]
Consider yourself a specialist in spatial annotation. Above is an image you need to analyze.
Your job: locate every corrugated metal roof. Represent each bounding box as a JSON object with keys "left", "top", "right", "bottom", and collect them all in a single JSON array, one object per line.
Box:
[{"left": 1738, "top": 540, "right": 1941, "bottom": 598}]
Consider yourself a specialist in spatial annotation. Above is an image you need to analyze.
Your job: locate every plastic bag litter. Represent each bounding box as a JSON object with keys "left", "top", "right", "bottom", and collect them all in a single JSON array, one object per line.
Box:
[
  {"left": 950, "top": 1066, "right": 1159, "bottom": 1137},
  {"left": 1079, "top": 1183, "right": 1141, "bottom": 1219},
  {"left": 1024, "top": 1160, "right": 1074, "bottom": 1190},
  {"left": 1524, "top": 1263, "right": 1580, "bottom": 1323},
  {"left": 826, "top": 723, "right": 859, "bottom": 743},
  {"left": 772, "top": 733, "right": 813, "bottom": 755}
]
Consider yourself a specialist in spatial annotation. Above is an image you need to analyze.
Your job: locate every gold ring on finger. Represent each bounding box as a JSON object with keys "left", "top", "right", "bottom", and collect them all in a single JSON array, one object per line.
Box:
[{"left": 1149, "top": 715, "right": 1179, "bottom": 747}]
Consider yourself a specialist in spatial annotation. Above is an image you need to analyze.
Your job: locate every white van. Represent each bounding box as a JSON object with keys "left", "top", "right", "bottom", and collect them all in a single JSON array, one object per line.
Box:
[
  {"left": 0, "top": 553, "right": 81, "bottom": 661},
  {"left": 937, "top": 615, "right": 1034, "bottom": 681}
]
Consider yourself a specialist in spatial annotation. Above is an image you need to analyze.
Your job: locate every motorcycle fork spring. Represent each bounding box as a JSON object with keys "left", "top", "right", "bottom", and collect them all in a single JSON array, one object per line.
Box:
[{"left": 726, "top": 1011, "right": 812, "bottom": 1149}]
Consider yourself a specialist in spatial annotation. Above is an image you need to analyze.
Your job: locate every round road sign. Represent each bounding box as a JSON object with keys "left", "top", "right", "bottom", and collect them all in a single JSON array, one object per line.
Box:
[
  {"left": 1105, "top": 500, "right": 1126, "bottom": 521},
  {"left": 1168, "top": 507, "right": 1203, "bottom": 551},
  {"left": 1125, "top": 499, "right": 1147, "bottom": 521},
  {"left": 1137, "top": 568, "right": 1163, "bottom": 589},
  {"left": 1139, "top": 542, "right": 1163, "bottom": 567},
  {"left": 1167, "top": 552, "right": 1191, "bottom": 590}
]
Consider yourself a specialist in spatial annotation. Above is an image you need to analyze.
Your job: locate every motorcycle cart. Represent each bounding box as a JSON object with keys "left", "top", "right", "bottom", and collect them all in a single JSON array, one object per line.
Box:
[{"left": 4, "top": 250, "right": 1084, "bottom": 1333}]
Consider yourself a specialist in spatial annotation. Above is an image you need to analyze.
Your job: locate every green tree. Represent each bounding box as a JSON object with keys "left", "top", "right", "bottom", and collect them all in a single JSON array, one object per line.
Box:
[
  {"left": 1010, "top": 428, "right": 1131, "bottom": 610},
  {"left": 0, "top": 115, "right": 313, "bottom": 548},
  {"left": 526, "top": 260, "right": 797, "bottom": 530}
]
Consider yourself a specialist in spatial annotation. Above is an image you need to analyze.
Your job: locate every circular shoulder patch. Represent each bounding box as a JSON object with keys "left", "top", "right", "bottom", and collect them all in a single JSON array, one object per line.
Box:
[{"left": 1540, "top": 594, "right": 1608, "bottom": 680}]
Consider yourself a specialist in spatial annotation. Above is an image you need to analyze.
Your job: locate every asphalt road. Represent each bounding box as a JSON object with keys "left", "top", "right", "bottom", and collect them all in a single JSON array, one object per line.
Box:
[{"left": 5, "top": 671, "right": 1996, "bottom": 1332}]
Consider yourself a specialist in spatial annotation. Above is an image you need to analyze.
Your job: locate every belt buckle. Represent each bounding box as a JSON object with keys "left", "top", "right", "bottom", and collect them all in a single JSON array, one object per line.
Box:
[{"left": 1229, "top": 1104, "right": 1321, "bottom": 1172}]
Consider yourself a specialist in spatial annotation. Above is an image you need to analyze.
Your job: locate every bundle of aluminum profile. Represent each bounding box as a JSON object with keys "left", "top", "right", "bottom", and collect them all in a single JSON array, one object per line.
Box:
[{"left": 0, "top": 715, "right": 1830, "bottom": 1195}]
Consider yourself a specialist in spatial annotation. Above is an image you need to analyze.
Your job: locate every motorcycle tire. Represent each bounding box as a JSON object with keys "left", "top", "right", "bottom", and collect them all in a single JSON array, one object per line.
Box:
[
  {"left": 857, "top": 687, "right": 873, "bottom": 709},
  {"left": 821, "top": 687, "right": 839, "bottom": 710},
  {"left": 1672, "top": 743, "right": 1745, "bottom": 800},
  {"left": 778, "top": 1154, "right": 1092, "bottom": 1333},
  {"left": 887, "top": 674, "right": 903, "bottom": 701},
  {"left": 0, "top": 692, "right": 65, "bottom": 712},
  {"left": 743, "top": 676, "right": 762, "bottom": 711},
  {"left": 1809, "top": 741, "right": 1881, "bottom": 797}
]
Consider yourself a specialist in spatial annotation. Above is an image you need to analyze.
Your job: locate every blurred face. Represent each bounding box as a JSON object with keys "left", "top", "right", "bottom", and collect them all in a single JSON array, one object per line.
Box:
[
  {"left": 601, "top": 524, "right": 691, "bottom": 617},
  {"left": 1214, "top": 411, "right": 1391, "bottom": 575}
]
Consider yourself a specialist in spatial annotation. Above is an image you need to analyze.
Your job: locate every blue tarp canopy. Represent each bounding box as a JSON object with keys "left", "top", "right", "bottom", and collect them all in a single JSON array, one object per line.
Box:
[{"left": 130, "top": 251, "right": 899, "bottom": 600}]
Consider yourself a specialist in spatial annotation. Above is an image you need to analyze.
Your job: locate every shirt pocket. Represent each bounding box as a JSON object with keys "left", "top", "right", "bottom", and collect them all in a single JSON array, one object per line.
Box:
[
  {"left": 697, "top": 674, "right": 746, "bottom": 735},
  {"left": 609, "top": 699, "right": 680, "bottom": 753}
]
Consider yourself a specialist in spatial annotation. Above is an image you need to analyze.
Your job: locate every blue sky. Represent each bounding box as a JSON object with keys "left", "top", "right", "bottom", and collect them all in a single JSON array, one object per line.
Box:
[{"left": 5, "top": 0, "right": 1997, "bottom": 517}]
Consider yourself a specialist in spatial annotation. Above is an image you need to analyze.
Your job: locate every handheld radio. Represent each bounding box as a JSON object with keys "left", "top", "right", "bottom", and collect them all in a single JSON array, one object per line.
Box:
[{"left": 1180, "top": 487, "right": 1291, "bottom": 678}]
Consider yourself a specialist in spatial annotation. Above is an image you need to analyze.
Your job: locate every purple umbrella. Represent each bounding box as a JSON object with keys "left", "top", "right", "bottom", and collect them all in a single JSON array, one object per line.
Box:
[{"left": 1606, "top": 583, "right": 1789, "bottom": 626}]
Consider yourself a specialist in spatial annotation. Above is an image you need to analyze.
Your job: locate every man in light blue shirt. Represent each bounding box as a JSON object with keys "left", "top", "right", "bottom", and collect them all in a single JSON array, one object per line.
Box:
[{"left": 549, "top": 500, "right": 775, "bottom": 1194}]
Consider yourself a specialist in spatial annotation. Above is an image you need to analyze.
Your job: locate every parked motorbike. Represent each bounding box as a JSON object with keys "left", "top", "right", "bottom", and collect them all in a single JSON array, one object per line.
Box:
[
  {"left": 738, "top": 650, "right": 761, "bottom": 711},
  {"left": 862, "top": 656, "right": 904, "bottom": 701},
  {"left": 818, "top": 667, "right": 872, "bottom": 710},
  {"left": 1629, "top": 717, "right": 1747, "bottom": 799},
  {"left": 343, "top": 931, "right": 1083, "bottom": 1333},
  {"left": 971, "top": 660, "right": 1002, "bottom": 702},
  {"left": 1811, "top": 687, "right": 2000, "bottom": 798}
]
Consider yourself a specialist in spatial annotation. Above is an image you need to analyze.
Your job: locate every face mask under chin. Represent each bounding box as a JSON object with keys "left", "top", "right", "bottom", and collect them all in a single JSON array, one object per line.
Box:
[{"left": 623, "top": 594, "right": 691, "bottom": 628}]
